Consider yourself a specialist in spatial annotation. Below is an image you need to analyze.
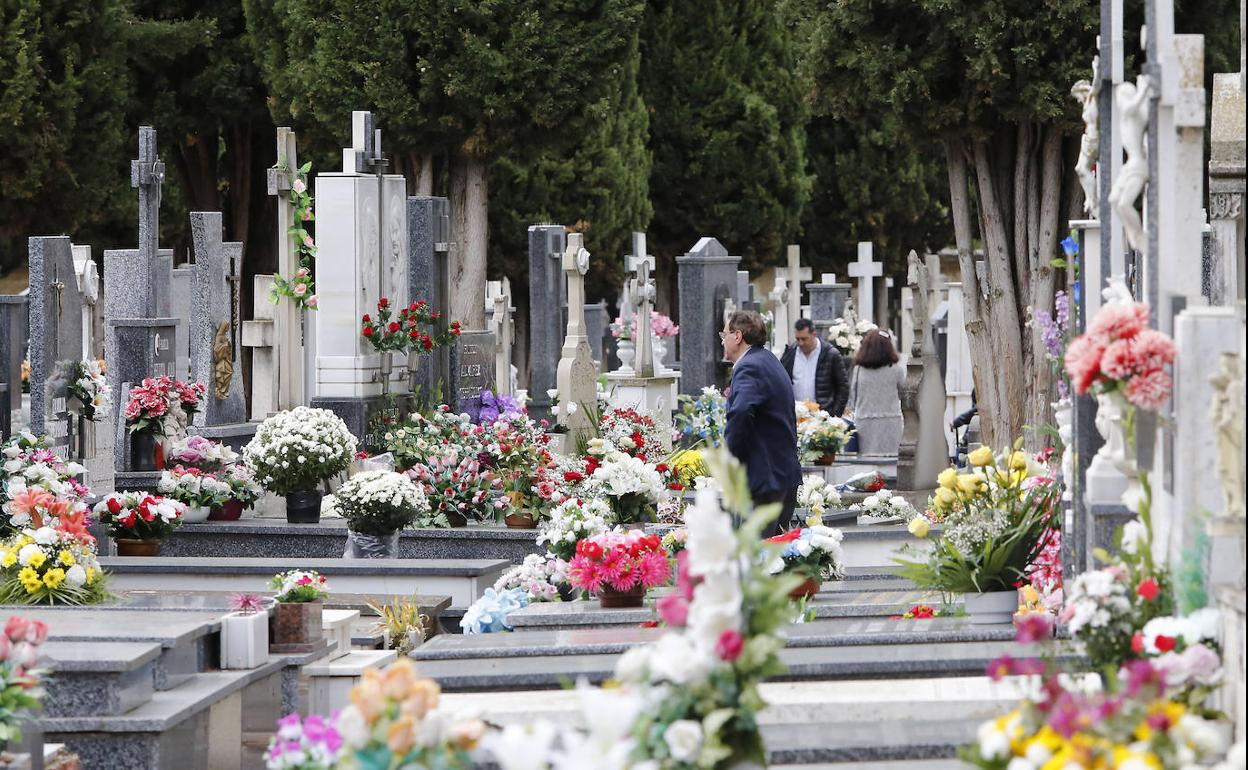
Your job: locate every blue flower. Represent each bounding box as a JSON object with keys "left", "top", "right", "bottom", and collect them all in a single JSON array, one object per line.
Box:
[
  {"left": 1060, "top": 236, "right": 1078, "bottom": 258},
  {"left": 461, "top": 587, "right": 530, "bottom": 634}
]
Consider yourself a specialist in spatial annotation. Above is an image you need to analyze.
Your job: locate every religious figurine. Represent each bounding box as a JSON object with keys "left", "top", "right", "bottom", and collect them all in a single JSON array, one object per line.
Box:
[
  {"left": 1209, "top": 352, "right": 1245, "bottom": 520},
  {"left": 1108, "top": 74, "right": 1151, "bottom": 258},
  {"left": 1071, "top": 55, "right": 1100, "bottom": 217},
  {"left": 213, "top": 320, "right": 234, "bottom": 400}
]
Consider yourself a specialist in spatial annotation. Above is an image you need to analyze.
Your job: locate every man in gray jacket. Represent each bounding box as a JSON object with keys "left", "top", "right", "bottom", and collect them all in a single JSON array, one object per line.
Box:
[{"left": 780, "top": 318, "right": 849, "bottom": 416}]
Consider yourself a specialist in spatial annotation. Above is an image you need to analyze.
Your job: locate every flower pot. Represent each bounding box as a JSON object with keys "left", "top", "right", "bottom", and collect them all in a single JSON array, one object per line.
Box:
[
  {"left": 285, "top": 489, "right": 323, "bottom": 524},
  {"left": 343, "top": 529, "right": 401, "bottom": 558},
  {"left": 209, "top": 499, "right": 245, "bottom": 521},
  {"left": 445, "top": 511, "right": 469, "bottom": 528},
  {"left": 181, "top": 505, "right": 211, "bottom": 524},
  {"left": 815, "top": 452, "right": 837, "bottom": 466},
  {"left": 221, "top": 610, "right": 270, "bottom": 669},
  {"left": 788, "top": 577, "right": 821, "bottom": 600},
  {"left": 115, "top": 539, "right": 162, "bottom": 556},
  {"left": 504, "top": 512, "right": 539, "bottom": 529},
  {"left": 129, "top": 431, "right": 165, "bottom": 471},
  {"left": 378, "top": 351, "right": 393, "bottom": 395},
  {"left": 598, "top": 583, "right": 646, "bottom": 608},
  {"left": 963, "top": 589, "right": 1018, "bottom": 625},
  {"left": 270, "top": 599, "right": 323, "bottom": 652}
]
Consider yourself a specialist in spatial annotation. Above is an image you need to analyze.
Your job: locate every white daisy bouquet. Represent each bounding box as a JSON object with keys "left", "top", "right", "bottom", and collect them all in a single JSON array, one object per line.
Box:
[
  {"left": 244, "top": 407, "right": 357, "bottom": 495},
  {"left": 334, "top": 470, "right": 429, "bottom": 535},
  {"left": 587, "top": 454, "right": 667, "bottom": 525},
  {"left": 859, "top": 488, "right": 919, "bottom": 523},
  {"left": 826, "top": 316, "right": 878, "bottom": 356},
  {"left": 157, "top": 465, "right": 233, "bottom": 508}
]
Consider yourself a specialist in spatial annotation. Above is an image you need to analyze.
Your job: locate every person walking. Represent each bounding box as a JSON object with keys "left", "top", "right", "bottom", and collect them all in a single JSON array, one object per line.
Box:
[
  {"left": 721, "top": 310, "right": 802, "bottom": 536},
  {"left": 848, "top": 329, "right": 905, "bottom": 456},
  {"left": 780, "top": 318, "right": 849, "bottom": 416}
]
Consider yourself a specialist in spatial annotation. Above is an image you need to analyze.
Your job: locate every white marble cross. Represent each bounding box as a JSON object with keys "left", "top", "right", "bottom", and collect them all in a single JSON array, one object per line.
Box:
[
  {"left": 264, "top": 127, "right": 307, "bottom": 409},
  {"left": 625, "top": 232, "right": 658, "bottom": 376},
  {"left": 786, "top": 244, "right": 810, "bottom": 327},
  {"left": 487, "top": 279, "right": 515, "bottom": 396},
  {"left": 555, "top": 234, "right": 597, "bottom": 442},
  {"left": 848, "top": 242, "right": 883, "bottom": 325}
]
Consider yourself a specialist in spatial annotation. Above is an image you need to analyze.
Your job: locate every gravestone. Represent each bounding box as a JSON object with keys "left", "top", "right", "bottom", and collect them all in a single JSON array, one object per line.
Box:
[
  {"left": 188, "top": 212, "right": 255, "bottom": 450},
  {"left": 784, "top": 245, "right": 811, "bottom": 349},
  {"left": 737, "top": 271, "right": 757, "bottom": 312},
  {"left": 896, "top": 252, "right": 949, "bottom": 491},
  {"left": 527, "top": 225, "right": 567, "bottom": 420},
  {"left": 262, "top": 126, "right": 308, "bottom": 411},
  {"left": 408, "top": 195, "right": 454, "bottom": 402},
  {"left": 1206, "top": 72, "right": 1245, "bottom": 305},
  {"left": 243, "top": 275, "right": 280, "bottom": 421},
  {"left": 767, "top": 276, "right": 790, "bottom": 355},
  {"left": 0, "top": 295, "right": 28, "bottom": 440},
  {"left": 72, "top": 245, "right": 105, "bottom": 362},
  {"left": 806, "top": 274, "right": 851, "bottom": 339},
  {"left": 676, "top": 237, "right": 740, "bottom": 396},
  {"left": 27, "top": 236, "right": 84, "bottom": 443},
  {"left": 110, "top": 317, "right": 179, "bottom": 472},
  {"left": 169, "top": 264, "right": 193, "bottom": 380},
  {"left": 486, "top": 279, "right": 516, "bottom": 397},
  {"left": 453, "top": 330, "right": 496, "bottom": 421},
  {"left": 554, "top": 234, "right": 598, "bottom": 451},
  {"left": 943, "top": 282, "right": 974, "bottom": 456},
  {"left": 848, "top": 243, "right": 884, "bottom": 326}
]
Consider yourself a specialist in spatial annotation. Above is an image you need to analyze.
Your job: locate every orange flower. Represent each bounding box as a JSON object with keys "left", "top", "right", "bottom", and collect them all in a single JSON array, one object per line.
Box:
[
  {"left": 9, "top": 489, "right": 55, "bottom": 527},
  {"left": 51, "top": 502, "right": 95, "bottom": 545}
]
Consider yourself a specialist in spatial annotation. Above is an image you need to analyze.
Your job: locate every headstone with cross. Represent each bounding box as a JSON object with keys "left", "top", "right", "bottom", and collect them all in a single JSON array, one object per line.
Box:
[
  {"left": 784, "top": 245, "right": 811, "bottom": 347},
  {"left": 27, "top": 236, "right": 84, "bottom": 443},
  {"left": 849, "top": 242, "right": 884, "bottom": 326},
  {"left": 527, "top": 225, "right": 567, "bottom": 420},
  {"left": 262, "top": 126, "right": 307, "bottom": 410},
  {"left": 806, "top": 273, "right": 851, "bottom": 340},
  {"left": 486, "top": 278, "right": 516, "bottom": 397},
  {"left": 676, "top": 237, "right": 741, "bottom": 396},
  {"left": 554, "top": 234, "right": 599, "bottom": 450},
  {"left": 110, "top": 317, "right": 178, "bottom": 472},
  {"left": 628, "top": 240, "right": 659, "bottom": 378},
  {"left": 408, "top": 196, "right": 455, "bottom": 402},
  {"left": 312, "top": 111, "right": 409, "bottom": 403}
]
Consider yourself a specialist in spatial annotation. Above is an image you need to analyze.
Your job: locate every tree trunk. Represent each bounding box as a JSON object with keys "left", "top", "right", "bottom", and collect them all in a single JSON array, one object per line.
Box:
[
  {"left": 449, "top": 148, "right": 488, "bottom": 330},
  {"left": 176, "top": 131, "right": 221, "bottom": 215},
  {"left": 228, "top": 121, "right": 254, "bottom": 253}
]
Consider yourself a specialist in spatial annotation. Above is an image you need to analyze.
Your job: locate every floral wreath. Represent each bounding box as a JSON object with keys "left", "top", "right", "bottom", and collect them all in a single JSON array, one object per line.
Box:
[{"left": 268, "top": 161, "right": 318, "bottom": 311}]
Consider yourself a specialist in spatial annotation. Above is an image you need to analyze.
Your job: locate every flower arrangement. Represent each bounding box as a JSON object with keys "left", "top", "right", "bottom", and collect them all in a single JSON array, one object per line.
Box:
[
  {"left": 595, "top": 407, "right": 665, "bottom": 462},
  {"left": 765, "top": 526, "right": 846, "bottom": 582},
  {"left": 270, "top": 569, "right": 329, "bottom": 603},
  {"left": 361, "top": 297, "right": 460, "bottom": 354},
  {"left": 93, "top": 491, "right": 184, "bottom": 543},
  {"left": 0, "top": 525, "right": 106, "bottom": 605},
  {"left": 486, "top": 416, "right": 554, "bottom": 524},
  {"left": 587, "top": 454, "right": 667, "bottom": 525},
  {"left": 0, "top": 616, "right": 49, "bottom": 743},
  {"left": 461, "top": 587, "right": 531, "bottom": 634},
  {"left": 567, "top": 530, "right": 671, "bottom": 597},
  {"left": 156, "top": 465, "right": 233, "bottom": 509},
  {"left": 859, "top": 488, "right": 919, "bottom": 523},
  {"left": 66, "top": 359, "right": 110, "bottom": 421},
  {"left": 263, "top": 713, "right": 342, "bottom": 770},
  {"left": 1032, "top": 289, "right": 1073, "bottom": 400},
  {"left": 669, "top": 449, "right": 710, "bottom": 492},
  {"left": 123, "top": 376, "right": 205, "bottom": 438},
  {"left": 1064, "top": 292, "right": 1176, "bottom": 411},
  {"left": 2, "top": 433, "right": 90, "bottom": 533},
  {"left": 826, "top": 315, "right": 877, "bottom": 356},
  {"left": 895, "top": 442, "right": 1062, "bottom": 594},
  {"left": 892, "top": 604, "right": 940, "bottom": 620},
  {"left": 268, "top": 160, "right": 319, "bottom": 310},
  {"left": 231, "top": 593, "right": 268, "bottom": 614},
  {"left": 333, "top": 470, "right": 429, "bottom": 535},
  {"left": 219, "top": 463, "right": 264, "bottom": 508},
  {"left": 609, "top": 310, "right": 679, "bottom": 341},
  {"left": 404, "top": 451, "right": 498, "bottom": 526},
  {"left": 493, "top": 553, "right": 568, "bottom": 603},
  {"left": 673, "top": 387, "right": 728, "bottom": 449},
  {"left": 384, "top": 407, "right": 486, "bottom": 471},
  {"left": 243, "top": 407, "right": 357, "bottom": 495},
  {"left": 367, "top": 596, "right": 430, "bottom": 657},
  {"left": 536, "top": 498, "right": 612, "bottom": 561},
  {"left": 167, "top": 435, "right": 238, "bottom": 471},
  {"left": 478, "top": 390, "right": 525, "bottom": 424},
  {"left": 795, "top": 401, "right": 855, "bottom": 462},
  {"left": 330, "top": 659, "right": 484, "bottom": 766},
  {"left": 661, "top": 527, "right": 689, "bottom": 555},
  {"left": 797, "top": 475, "right": 842, "bottom": 517}
]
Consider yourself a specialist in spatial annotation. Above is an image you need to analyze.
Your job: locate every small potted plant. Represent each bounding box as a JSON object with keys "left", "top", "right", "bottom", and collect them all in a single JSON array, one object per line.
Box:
[
  {"left": 268, "top": 569, "right": 329, "bottom": 652},
  {"left": 243, "top": 407, "right": 357, "bottom": 524},
  {"left": 405, "top": 450, "right": 498, "bottom": 528},
  {"left": 766, "top": 526, "right": 847, "bottom": 599},
  {"left": 567, "top": 530, "right": 671, "bottom": 608},
  {"left": 122, "top": 377, "right": 205, "bottom": 471},
  {"left": 367, "top": 596, "right": 430, "bottom": 656},
  {"left": 220, "top": 593, "right": 270, "bottom": 669},
  {"left": 156, "top": 465, "right": 230, "bottom": 523},
  {"left": 335, "top": 470, "right": 429, "bottom": 558},
  {"left": 796, "top": 475, "right": 843, "bottom": 522},
  {"left": 92, "top": 491, "right": 185, "bottom": 556},
  {"left": 490, "top": 417, "right": 553, "bottom": 529},
  {"left": 536, "top": 498, "right": 612, "bottom": 562},
  {"left": 263, "top": 714, "right": 343, "bottom": 770},
  {"left": 211, "top": 463, "right": 263, "bottom": 521}
]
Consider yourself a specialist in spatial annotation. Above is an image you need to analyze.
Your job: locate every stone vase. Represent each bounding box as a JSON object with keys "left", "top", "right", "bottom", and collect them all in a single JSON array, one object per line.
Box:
[
  {"left": 209, "top": 499, "right": 245, "bottom": 521},
  {"left": 599, "top": 583, "right": 645, "bottom": 608},
  {"left": 285, "top": 489, "right": 323, "bottom": 524},
  {"left": 129, "top": 431, "right": 165, "bottom": 471},
  {"left": 221, "top": 610, "right": 269, "bottom": 669},
  {"left": 789, "top": 576, "right": 821, "bottom": 600},
  {"left": 963, "top": 589, "right": 1017, "bottom": 625},
  {"left": 378, "top": 351, "right": 393, "bottom": 395},
  {"left": 270, "top": 600, "right": 323, "bottom": 653},
  {"left": 616, "top": 338, "right": 636, "bottom": 373},
  {"left": 115, "top": 539, "right": 161, "bottom": 556},
  {"left": 815, "top": 452, "right": 837, "bottom": 466},
  {"left": 653, "top": 337, "right": 668, "bottom": 371},
  {"left": 1089, "top": 390, "right": 1142, "bottom": 510}
]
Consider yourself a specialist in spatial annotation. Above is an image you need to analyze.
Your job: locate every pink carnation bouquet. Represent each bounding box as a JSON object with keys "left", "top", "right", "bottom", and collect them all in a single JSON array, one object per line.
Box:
[
  {"left": 1063, "top": 300, "right": 1176, "bottom": 410},
  {"left": 567, "top": 530, "right": 671, "bottom": 595}
]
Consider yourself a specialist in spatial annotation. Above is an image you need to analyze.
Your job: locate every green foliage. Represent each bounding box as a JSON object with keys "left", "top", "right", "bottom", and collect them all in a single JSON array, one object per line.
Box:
[
  {"left": 640, "top": 0, "right": 813, "bottom": 271},
  {"left": 1176, "top": 510, "right": 1210, "bottom": 615},
  {"left": 0, "top": 0, "right": 132, "bottom": 272}
]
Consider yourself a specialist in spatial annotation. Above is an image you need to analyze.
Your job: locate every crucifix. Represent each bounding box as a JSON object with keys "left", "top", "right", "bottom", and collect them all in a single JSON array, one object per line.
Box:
[
  {"left": 848, "top": 242, "right": 884, "bottom": 326},
  {"left": 626, "top": 233, "right": 657, "bottom": 377},
  {"left": 265, "top": 127, "right": 307, "bottom": 408},
  {"left": 49, "top": 262, "right": 65, "bottom": 351},
  {"left": 130, "top": 126, "right": 164, "bottom": 314},
  {"left": 351, "top": 111, "right": 390, "bottom": 303}
]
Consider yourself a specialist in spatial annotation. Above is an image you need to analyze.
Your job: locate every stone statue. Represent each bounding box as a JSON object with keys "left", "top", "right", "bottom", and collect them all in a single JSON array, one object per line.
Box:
[
  {"left": 212, "top": 320, "right": 234, "bottom": 400},
  {"left": 1209, "top": 352, "right": 1245, "bottom": 519},
  {"left": 1108, "top": 74, "right": 1151, "bottom": 258},
  {"left": 1071, "top": 56, "right": 1100, "bottom": 217}
]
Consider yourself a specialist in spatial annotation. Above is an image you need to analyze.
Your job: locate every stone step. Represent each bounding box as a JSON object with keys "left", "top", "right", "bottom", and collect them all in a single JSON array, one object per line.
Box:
[
  {"left": 41, "top": 640, "right": 161, "bottom": 718},
  {"left": 160, "top": 518, "right": 542, "bottom": 563},
  {"left": 96, "top": 589, "right": 451, "bottom": 623},
  {"left": 305, "top": 649, "right": 399, "bottom": 715},
  {"left": 411, "top": 639, "right": 1064, "bottom": 692},
  {"left": 100, "top": 556, "right": 510, "bottom": 608}
]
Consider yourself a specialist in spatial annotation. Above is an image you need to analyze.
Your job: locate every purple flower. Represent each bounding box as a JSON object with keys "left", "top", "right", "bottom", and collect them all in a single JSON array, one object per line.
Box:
[
  {"left": 1047, "top": 692, "right": 1091, "bottom": 738},
  {"left": 1054, "top": 290, "right": 1070, "bottom": 331},
  {"left": 1120, "top": 658, "right": 1165, "bottom": 698},
  {"left": 1014, "top": 613, "right": 1054, "bottom": 644}
]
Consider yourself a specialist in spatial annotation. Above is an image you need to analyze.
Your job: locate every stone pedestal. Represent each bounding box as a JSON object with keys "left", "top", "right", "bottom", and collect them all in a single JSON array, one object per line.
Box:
[{"left": 605, "top": 371, "right": 681, "bottom": 453}]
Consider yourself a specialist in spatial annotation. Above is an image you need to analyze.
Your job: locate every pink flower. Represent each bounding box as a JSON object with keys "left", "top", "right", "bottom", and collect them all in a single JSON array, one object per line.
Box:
[
  {"left": 715, "top": 630, "right": 744, "bottom": 661},
  {"left": 675, "top": 551, "right": 696, "bottom": 601},
  {"left": 306, "top": 295, "right": 319, "bottom": 309},
  {"left": 1125, "top": 369, "right": 1172, "bottom": 410},
  {"left": 656, "top": 594, "right": 688, "bottom": 627},
  {"left": 1063, "top": 334, "right": 1107, "bottom": 394},
  {"left": 635, "top": 550, "right": 672, "bottom": 588},
  {"left": 1100, "top": 338, "right": 1136, "bottom": 379},
  {"left": 567, "top": 555, "right": 604, "bottom": 593},
  {"left": 1088, "top": 302, "right": 1148, "bottom": 340},
  {"left": 292, "top": 178, "right": 306, "bottom": 194},
  {"left": 1014, "top": 613, "right": 1054, "bottom": 644},
  {"left": 1132, "top": 329, "right": 1176, "bottom": 370},
  {"left": 293, "top": 283, "right": 308, "bottom": 297}
]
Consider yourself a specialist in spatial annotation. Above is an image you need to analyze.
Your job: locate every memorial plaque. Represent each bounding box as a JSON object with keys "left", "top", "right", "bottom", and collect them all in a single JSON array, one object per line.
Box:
[{"left": 453, "top": 331, "right": 496, "bottom": 422}]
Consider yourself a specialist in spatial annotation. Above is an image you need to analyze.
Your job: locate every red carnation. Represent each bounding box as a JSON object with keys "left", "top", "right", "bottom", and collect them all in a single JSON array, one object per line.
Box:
[
  {"left": 362, "top": 314, "right": 371, "bottom": 323},
  {"left": 1136, "top": 578, "right": 1160, "bottom": 601},
  {"left": 1154, "top": 634, "right": 1177, "bottom": 652},
  {"left": 388, "top": 322, "right": 401, "bottom": 333},
  {"left": 1131, "top": 633, "right": 1145, "bottom": 653},
  {"left": 423, "top": 337, "right": 433, "bottom": 350}
]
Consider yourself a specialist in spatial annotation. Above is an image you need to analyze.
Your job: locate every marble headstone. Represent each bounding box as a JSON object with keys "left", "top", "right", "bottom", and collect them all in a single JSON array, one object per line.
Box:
[
  {"left": 675, "top": 237, "right": 740, "bottom": 396},
  {"left": 0, "top": 295, "right": 29, "bottom": 441},
  {"left": 527, "top": 225, "right": 567, "bottom": 420},
  {"left": 27, "top": 236, "right": 85, "bottom": 440},
  {"left": 453, "top": 330, "right": 496, "bottom": 421},
  {"left": 189, "top": 212, "right": 248, "bottom": 427},
  {"left": 408, "top": 195, "right": 454, "bottom": 401}
]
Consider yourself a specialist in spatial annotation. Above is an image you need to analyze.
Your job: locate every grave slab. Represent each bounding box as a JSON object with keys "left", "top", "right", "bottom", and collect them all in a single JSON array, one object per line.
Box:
[{"left": 40, "top": 640, "right": 161, "bottom": 718}]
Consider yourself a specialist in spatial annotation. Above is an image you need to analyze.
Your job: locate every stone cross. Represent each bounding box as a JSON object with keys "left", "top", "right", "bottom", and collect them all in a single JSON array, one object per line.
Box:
[
  {"left": 189, "top": 212, "right": 248, "bottom": 427},
  {"left": 408, "top": 196, "right": 455, "bottom": 399},
  {"left": 785, "top": 245, "right": 809, "bottom": 341},
  {"left": 1098, "top": 2, "right": 1129, "bottom": 292},
  {"left": 555, "top": 234, "right": 597, "bottom": 443},
  {"left": 264, "top": 126, "right": 305, "bottom": 409},
  {"left": 487, "top": 279, "right": 515, "bottom": 396},
  {"left": 627, "top": 235, "right": 658, "bottom": 378},
  {"left": 848, "top": 242, "right": 883, "bottom": 325},
  {"left": 768, "top": 276, "right": 790, "bottom": 353},
  {"left": 130, "top": 126, "right": 164, "bottom": 315}
]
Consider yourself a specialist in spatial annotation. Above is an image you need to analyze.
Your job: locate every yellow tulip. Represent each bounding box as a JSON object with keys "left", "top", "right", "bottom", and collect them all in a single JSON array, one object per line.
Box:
[
  {"left": 934, "top": 487, "right": 958, "bottom": 508},
  {"left": 968, "top": 446, "right": 995, "bottom": 467},
  {"left": 907, "top": 517, "right": 931, "bottom": 538},
  {"left": 957, "top": 474, "right": 984, "bottom": 495},
  {"left": 937, "top": 468, "right": 959, "bottom": 490},
  {"left": 1008, "top": 450, "right": 1028, "bottom": 471}
]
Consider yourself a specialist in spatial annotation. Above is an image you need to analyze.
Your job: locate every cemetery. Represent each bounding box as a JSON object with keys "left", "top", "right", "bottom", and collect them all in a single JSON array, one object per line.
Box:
[{"left": 0, "top": 1, "right": 1243, "bottom": 769}]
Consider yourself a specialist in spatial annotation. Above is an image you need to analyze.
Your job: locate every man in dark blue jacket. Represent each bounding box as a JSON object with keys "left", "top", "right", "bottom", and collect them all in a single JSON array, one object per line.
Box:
[{"left": 721, "top": 310, "right": 802, "bottom": 536}]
